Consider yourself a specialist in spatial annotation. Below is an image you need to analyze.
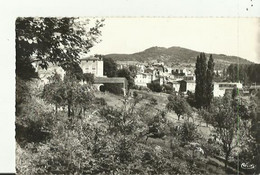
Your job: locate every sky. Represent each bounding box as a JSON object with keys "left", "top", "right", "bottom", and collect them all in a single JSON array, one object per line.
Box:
[{"left": 88, "top": 18, "right": 260, "bottom": 63}]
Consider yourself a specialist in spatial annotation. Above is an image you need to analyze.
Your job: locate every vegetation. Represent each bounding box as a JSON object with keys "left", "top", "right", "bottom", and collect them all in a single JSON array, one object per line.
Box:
[
  {"left": 167, "top": 94, "right": 193, "bottom": 121},
  {"left": 195, "top": 53, "right": 215, "bottom": 108},
  {"left": 147, "top": 82, "right": 163, "bottom": 92},
  {"left": 16, "top": 17, "right": 258, "bottom": 174},
  {"left": 16, "top": 17, "right": 104, "bottom": 80},
  {"left": 227, "top": 63, "right": 260, "bottom": 84},
  {"left": 103, "top": 57, "right": 118, "bottom": 77},
  {"left": 117, "top": 67, "right": 137, "bottom": 89}
]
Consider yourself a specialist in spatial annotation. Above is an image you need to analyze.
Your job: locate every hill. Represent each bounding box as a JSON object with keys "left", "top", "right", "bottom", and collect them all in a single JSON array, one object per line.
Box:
[{"left": 105, "top": 46, "right": 253, "bottom": 69}]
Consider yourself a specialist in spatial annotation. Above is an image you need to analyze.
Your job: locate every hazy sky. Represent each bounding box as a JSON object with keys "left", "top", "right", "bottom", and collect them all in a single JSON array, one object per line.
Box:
[{"left": 88, "top": 18, "right": 260, "bottom": 63}]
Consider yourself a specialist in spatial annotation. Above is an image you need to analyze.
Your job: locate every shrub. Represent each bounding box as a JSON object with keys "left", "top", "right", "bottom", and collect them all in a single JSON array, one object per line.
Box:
[
  {"left": 147, "top": 82, "right": 162, "bottom": 92},
  {"left": 150, "top": 97, "right": 158, "bottom": 105}
]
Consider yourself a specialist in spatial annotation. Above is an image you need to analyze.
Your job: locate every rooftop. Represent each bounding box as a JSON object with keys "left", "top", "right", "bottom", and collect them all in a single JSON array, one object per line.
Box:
[{"left": 80, "top": 56, "right": 102, "bottom": 61}]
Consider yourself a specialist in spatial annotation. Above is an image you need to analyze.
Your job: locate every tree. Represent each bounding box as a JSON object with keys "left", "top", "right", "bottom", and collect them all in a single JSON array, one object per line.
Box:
[
  {"left": 210, "top": 94, "right": 250, "bottom": 171},
  {"left": 42, "top": 71, "right": 63, "bottom": 114},
  {"left": 16, "top": 17, "right": 104, "bottom": 80},
  {"left": 195, "top": 53, "right": 207, "bottom": 108},
  {"left": 82, "top": 73, "right": 94, "bottom": 84},
  {"left": 147, "top": 82, "right": 163, "bottom": 92},
  {"left": 166, "top": 95, "right": 193, "bottom": 121},
  {"left": 117, "top": 68, "right": 135, "bottom": 89},
  {"left": 103, "top": 57, "right": 118, "bottom": 77},
  {"left": 205, "top": 55, "right": 214, "bottom": 107},
  {"left": 180, "top": 122, "right": 199, "bottom": 143}
]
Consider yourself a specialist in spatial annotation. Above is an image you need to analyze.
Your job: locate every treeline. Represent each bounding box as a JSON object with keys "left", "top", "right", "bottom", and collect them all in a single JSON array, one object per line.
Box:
[{"left": 226, "top": 64, "right": 260, "bottom": 84}]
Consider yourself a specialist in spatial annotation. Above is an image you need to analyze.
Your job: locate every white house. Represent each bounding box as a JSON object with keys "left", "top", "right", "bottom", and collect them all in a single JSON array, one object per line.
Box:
[
  {"left": 134, "top": 73, "right": 153, "bottom": 87},
  {"left": 80, "top": 56, "right": 104, "bottom": 77},
  {"left": 213, "top": 82, "right": 243, "bottom": 97},
  {"left": 179, "top": 80, "right": 196, "bottom": 93}
]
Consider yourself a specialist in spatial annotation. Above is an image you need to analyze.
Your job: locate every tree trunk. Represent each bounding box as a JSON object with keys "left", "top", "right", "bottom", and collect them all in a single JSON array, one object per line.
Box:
[
  {"left": 224, "top": 152, "right": 230, "bottom": 171},
  {"left": 55, "top": 103, "right": 58, "bottom": 114},
  {"left": 68, "top": 103, "right": 71, "bottom": 117}
]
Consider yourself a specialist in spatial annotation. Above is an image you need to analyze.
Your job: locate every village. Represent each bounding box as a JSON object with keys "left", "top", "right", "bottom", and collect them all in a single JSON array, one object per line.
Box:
[
  {"left": 15, "top": 17, "right": 260, "bottom": 175},
  {"left": 75, "top": 55, "right": 258, "bottom": 98}
]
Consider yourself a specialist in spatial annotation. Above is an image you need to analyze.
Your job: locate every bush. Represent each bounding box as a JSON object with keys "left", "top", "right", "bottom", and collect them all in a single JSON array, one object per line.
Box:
[
  {"left": 150, "top": 97, "right": 158, "bottom": 105},
  {"left": 94, "top": 97, "right": 107, "bottom": 106},
  {"left": 82, "top": 73, "right": 94, "bottom": 84},
  {"left": 147, "top": 82, "right": 162, "bottom": 92},
  {"left": 180, "top": 122, "right": 200, "bottom": 144}
]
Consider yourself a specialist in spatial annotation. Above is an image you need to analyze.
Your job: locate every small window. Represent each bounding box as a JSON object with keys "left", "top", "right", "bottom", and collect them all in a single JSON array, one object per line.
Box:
[{"left": 92, "top": 68, "right": 95, "bottom": 70}]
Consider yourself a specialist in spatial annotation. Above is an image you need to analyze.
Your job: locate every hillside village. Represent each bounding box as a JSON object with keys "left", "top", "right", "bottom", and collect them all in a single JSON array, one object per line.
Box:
[
  {"left": 38, "top": 55, "right": 254, "bottom": 98},
  {"left": 16, "top": 17, "right": 260, "bottom": 175}
]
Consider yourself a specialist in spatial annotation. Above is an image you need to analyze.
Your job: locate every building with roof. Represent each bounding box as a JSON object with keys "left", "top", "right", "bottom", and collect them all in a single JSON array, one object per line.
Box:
[
  {"left": 80, "top": 56, "right": 104, "bottom": 77},
  {"left": 213, "top": 82, "right": 243, "bottom": 97},
  {"left": 134, "top": 73, "right": 153, "bottom": 87},
  {"left": 80, "top": 56, "right": 128, "bottom": 95},
  {"left": 179, "top": 80, "right": 196, "bottom": 93}
]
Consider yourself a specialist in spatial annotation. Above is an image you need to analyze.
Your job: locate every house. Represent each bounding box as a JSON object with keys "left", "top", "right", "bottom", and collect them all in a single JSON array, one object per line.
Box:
[
  {"left": 80, "top": 56, "right": 128, "bottom": 95},
  {"left": 167, "top": 81, "right": 180, "bottom": 92},
  {"left": 80, "top": 56, "right": 104, "bottom": 77},
  {"left": 171, "top": 67, "right": 187, "bottom": 76},
  {"left": 179, "top": 80, "right": 196, "bottom": 93},
  {"left": 134, "top": 73, "right": 153, "bottom": 87},
  {"left": 213, "top": 82, "right": 243, "bottom": 97}
]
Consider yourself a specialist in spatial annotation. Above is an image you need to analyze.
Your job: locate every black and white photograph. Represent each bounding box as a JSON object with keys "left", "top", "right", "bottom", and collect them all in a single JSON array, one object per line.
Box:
[{"left": 14, "top": 17, "right": 260, "bottom": 174}]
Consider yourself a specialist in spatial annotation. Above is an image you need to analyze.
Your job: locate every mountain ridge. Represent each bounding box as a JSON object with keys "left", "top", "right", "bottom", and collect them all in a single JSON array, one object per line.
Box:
[{"left": 104, "top": 46, "right": 253, "bottom": 69}]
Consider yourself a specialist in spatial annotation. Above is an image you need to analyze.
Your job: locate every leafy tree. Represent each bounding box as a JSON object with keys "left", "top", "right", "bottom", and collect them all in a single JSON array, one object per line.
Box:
[
  {"left": 117, "top": 68, "right": 135, "bottom": 89},
  {"left": 210, "top": 94, "right": 251, "bottom": 171},
  {"left": 103, "top": 57, "right": 118, "bottom": 77},
  {"left": 205, "top": 55, "right": 214, "bottom": 107},
  {"left": 64, "top": 62, "right": 84, "bottom": 81},
  {"left": 82, "top": 73, "right": 94, "bottom": 84},
  {"left": 166, "top": 95, "right": 193, "bottom": 121},
  {"left": 147, "top": 82, "right": 163, "bottom": 92},
  {"left": 198, "top": 108, "right": 212, "bottom": 127},
  {"left": 42, "top": 71, "right": 63, "bottom": 114},
  {"left": 16, "top": 17, "right": 104, "bottom": 80},
  {"left": 180, "top": 122, "right": 199, "bottom": 143},
  {"left": 195, "top": 53, "right": 207, "bottom": 108}
]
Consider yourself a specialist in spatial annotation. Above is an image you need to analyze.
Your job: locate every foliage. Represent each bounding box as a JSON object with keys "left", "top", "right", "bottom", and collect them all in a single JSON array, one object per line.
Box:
[
  {"left": 195, "top": 53, "right": 208, "bottom": 108},
  {"left": 103, "top": 57, "right": 118, "bottom": 77},
  {"left": 16, "top": 17, "right": 104, "bottom": 80},
  {"left": 16, "top": 77, "right": 31, "bottom": 115},
  {"left": 205, "top": 55, "right": 215, "bottom": 107},
  {"left": 63, "top": 62, "right": 84, "bottom": 81},
  {"left": 167, "top": 94, "right": 193, "bottom": 121},
  {"left": 209, "top": 93, "right": 251, "bottom": 170},
  {"left": 150, "top": 97, "right": 158, "bottom": 106},
  {"left": 227, "top": 63, "right": 260, "bottom": 84},
  {"left": 117, "top": 67, "right": 136, "bottom": 89},
  {"left": 198, "top": 108, "right": 212, "bottom": 127},
  {"left": 82, "top": 73, "right": 94, "bottom": 84},
  {"left": 186, "top": 91, "right": 196, "bottom": 108},
  {"left": 147, "top": 82, "right": 163, "bottom": 92},
  {"left": 42, "top": 72, "right": 94, "bottom": 117},
  {"left": 180, "top": 122, "right": 200, "bottom": 144}
]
